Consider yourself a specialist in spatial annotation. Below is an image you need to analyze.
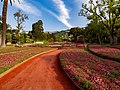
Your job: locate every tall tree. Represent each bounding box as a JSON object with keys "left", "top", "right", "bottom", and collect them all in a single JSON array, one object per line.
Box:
[
  {"left": 1, "top": 0, "right": 20, "bottom": 47},
  {"left": 31, "top": 20, "right": 44, "bottom": 41},
  {"left": 79, "top": 0, "right": 120, "bottom": 45},
  {"left": 1, "top": 0, "right": 8, "bottom": 47},
  {"left": 14, "top": 10, "right": 28, "bottom": 34},
  {"left": 14, "top": 10, "right": 28, "bottom": 44}
]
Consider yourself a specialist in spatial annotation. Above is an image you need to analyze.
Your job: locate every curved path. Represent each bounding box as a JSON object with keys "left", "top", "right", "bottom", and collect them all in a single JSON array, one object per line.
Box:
[{"left": 0, "top": 50, "right": 78, "bottom": 90}]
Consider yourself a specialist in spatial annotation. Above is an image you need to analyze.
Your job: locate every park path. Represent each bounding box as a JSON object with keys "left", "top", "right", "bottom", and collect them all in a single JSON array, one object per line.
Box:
[{"left": 0, "top": 50, "right": 78, "bottom": 90}]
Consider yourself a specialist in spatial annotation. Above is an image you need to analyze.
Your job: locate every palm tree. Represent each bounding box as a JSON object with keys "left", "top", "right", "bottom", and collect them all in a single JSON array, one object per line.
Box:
[
  {"left": 0, "top": 0, "right": 20, "bottom": 47},
  {"left": 0, "top": 0, "right": 8, "bottom": 47}
]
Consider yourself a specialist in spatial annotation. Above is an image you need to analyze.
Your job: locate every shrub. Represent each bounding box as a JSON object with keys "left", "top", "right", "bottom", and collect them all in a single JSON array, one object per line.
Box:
[{"left": 81, "top": 81, "right": 92, "bottom": 89}]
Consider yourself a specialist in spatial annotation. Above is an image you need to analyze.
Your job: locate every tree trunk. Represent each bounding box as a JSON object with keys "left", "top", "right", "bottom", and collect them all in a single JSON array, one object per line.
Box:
[
  {"left": 98, "top": 34, "right": 102, "bottom": 45},
  {"left": 107, "top": 27, "right": 114, "bottom": 45},
  {"left": 109, "top": 34, "right": 114, "bottom": 45},
  {"left": 114, "top": 36, "right": 118, "bottom": 44},
  {"left": 17, "top": 23, "right": 21, "bottom": 44},
  {"left": 1, "top": 0, "right": 8, "bottom": 47}
]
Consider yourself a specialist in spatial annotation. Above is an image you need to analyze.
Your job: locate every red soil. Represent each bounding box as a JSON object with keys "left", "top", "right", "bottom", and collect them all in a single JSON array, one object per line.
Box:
[{"left": 0, "top": 50, "right": 78, "bottom": 90}]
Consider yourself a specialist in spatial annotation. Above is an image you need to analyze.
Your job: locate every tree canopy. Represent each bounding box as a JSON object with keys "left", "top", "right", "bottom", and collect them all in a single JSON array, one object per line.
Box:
[
  {"left": 14, "top": 10, "right": 28, "bottom": 33},
  {"left": 31, "top": 20, "right": 44, "bottom": 41},
  {"left": 68, "top": 27, "right": 84, "bottom": 42},
  {"left": 79, "top": 0, "right": 120, "bottom": 44}
]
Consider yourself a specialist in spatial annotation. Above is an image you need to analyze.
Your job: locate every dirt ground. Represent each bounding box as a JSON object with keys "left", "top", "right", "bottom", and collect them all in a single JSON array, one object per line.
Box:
[{"left": 0, "top": 50, "right": 78, "bottom": 90}]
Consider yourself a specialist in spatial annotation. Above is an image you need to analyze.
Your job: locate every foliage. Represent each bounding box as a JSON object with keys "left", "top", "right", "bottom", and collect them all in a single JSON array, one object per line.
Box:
[
  {"left": 13, "top": 10, "right": 28, "bottom": 44},
  {"left": 31, "top": 20, "right": 44, "bottom": 41},
  {"left": 5, "top": 28, "right": 32, "bottom": 44},
  {"left": 0, "top": 0, "right": 20, "bottom": 47},
  {"left": 79, "top": 0, "right": 120, "bottom": 44},
  {"left": 46, "top": 32, "right": 55, "bottom": 42},
  {"left": 14, "top": 10, "right": 28, "bottom": 33},
  {"left": 53, "top": 30, "right": 69, "bottom": 42},
  {"left": 85, "top": 21, "right": 108, "bottom": 44},
  {"left": 81, "top": 81, "right": 92, "bottom": 89},
  {"left": 6, "top": 33, "right": 12, "bottom": 43},
  {"left": 68, "top": 27, "right": 84, "bottom": 42},
  {"left": 53, "top": 28, "right": 86, "bottom": 42}
]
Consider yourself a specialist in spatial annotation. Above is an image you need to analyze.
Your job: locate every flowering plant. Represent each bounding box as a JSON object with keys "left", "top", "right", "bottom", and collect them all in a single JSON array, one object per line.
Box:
[
  {"left": 59, "top": 48, "right": 120, "bottom": 90},
  {"left": 0, "top": 47, "right": 52, "bottom": 74},
  {"left": 89, "top": 45, "right": 120, "bottom": 62}
]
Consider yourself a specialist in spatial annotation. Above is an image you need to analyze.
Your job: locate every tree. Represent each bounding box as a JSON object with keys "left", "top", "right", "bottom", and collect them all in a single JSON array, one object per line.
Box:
[
  {"left": 10, "top": 29, "right": 18, "bottom": 44},
  {"left": 6, "top": 24, "right": 12, "bottom": 43},
  {"left": 1, "top": 0, "right": 9, "bottom": 47},
  {"left": 1, "top": 0, "right": 20, "bottom": 47},
  {"left": 31, "top": 20, "right": 44, "bottom": 41},
  {"left": 79, "top": 0, "right": 120, "bottom": 45},
  {"left": 14, "top": 10, "right": 28, "bottom": 34},
  {"left": 85, "top": 21, "right": 108, "bottom": 44},
  {"left": 14, "top": 10, "right": 28, "bottom": 44},
  {"left": 68, "top": 27, "right": 84, "bottom": 42},
  {"left": 45, "top": 32, "right": 55, "bottom": 42}
]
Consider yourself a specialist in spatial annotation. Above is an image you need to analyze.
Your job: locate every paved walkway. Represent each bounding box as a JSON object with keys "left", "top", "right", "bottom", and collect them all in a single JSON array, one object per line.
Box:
[{"left": 0, "top": 50, "right": 78, "bottom": 90}]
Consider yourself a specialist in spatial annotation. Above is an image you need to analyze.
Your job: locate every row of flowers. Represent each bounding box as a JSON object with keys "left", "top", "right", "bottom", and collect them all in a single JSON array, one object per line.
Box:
[
  {"left": 0, "top": 47, "right": 34, "bottom": 54},
  {"left": 0, "top": 47, "right": 53, "bottom": 74},
  {"left": 59, "top": 48, "right": 120, "bottom": 90},
  {"left": 89, "top": 45, "right": 120, "bottom": 61}
]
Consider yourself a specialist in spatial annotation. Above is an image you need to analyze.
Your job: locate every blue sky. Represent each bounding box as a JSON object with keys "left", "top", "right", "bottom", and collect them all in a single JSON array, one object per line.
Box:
[{"left": 0, "top": 0, "right": 89, "bottom": 32}]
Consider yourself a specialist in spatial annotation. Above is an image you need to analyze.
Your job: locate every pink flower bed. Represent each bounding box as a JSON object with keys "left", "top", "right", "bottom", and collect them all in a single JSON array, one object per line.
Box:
[
  {"left": 89, "top": 45, "right": 120, "bottom": 60},
  {"left": 0, "top": 47, "right": 53, "bottom": 73},
  {"left": 59, "top": 48, "right": 120, "bottom": 90}
]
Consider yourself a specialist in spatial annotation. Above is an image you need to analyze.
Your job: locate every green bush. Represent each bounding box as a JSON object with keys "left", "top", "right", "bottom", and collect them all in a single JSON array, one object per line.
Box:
[
  {"left": 74, "top": 74, "right": 79, "bottom": 79},
  {"left": 81, "top": 81, "right": 92, "bottom": 89}
]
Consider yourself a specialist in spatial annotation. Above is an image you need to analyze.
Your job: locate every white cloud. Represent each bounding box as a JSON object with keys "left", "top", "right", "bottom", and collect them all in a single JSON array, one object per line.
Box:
[
  {"left": 11, "top": 0, "right": 41, "bottom": 16},
  {"left": 74, "top": 0, "right": 90, "bottom": 9},
  {"left": 75, "top": 0, "right": 88, "bottom": 4},
  {"left": 52, "top": 0, "right": 72, "bottom": 28},
  {"left": 75, "top": 0, "right": 97, "bottom": 5},
  {"left": 81, "top": 0, "right": 89, "bottom": 4}
]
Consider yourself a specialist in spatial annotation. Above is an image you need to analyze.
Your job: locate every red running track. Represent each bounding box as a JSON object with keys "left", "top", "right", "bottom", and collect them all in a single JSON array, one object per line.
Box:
[{"left": 0, "top": 50, "right": 78, "bottom": 90}]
